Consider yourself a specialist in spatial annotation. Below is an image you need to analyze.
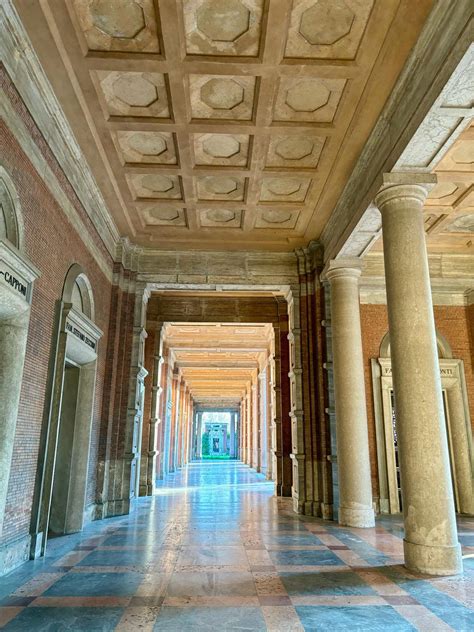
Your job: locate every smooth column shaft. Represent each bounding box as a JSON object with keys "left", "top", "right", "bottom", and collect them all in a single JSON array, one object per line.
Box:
[
  {"left": 196, "top": 413, "right": 202, "bottom": 458},
  {"left": 230, "top": 413, "right": 236, "bottom": 458},
  {"left": 376, "top": 182, "right": 462, "bottom": 576},
  {"left": 327, "top": 263, "right": 375, "bottom": 528}
]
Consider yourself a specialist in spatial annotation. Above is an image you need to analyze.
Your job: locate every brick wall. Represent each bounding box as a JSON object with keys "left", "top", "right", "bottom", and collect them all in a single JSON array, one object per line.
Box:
[
  {"left": 360, "top": 303, "right": 474, "bottom": 501},
  {"left": 96, "top": 267, "right": 136, "bottom": 513},
  {"left": 0, "top": 67, "right": 114, "bottom": 547}
]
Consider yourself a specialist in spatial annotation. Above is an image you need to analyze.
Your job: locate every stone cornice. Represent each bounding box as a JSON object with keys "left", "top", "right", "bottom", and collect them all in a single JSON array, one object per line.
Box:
[
  {"left": 136, "top": 248, "right": 298, "bottom": 289},
  {"left": 360, "top": 252, "right": 474, "bottom": 306},
  {"left": 115, "top": 238, "right": 143, "bottom": 273}
]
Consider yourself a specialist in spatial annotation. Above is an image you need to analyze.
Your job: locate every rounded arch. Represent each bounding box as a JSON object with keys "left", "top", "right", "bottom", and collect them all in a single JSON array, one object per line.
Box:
[
  {"left": 62, "top": 264, "right": 95, "bottom": 321},
  {"left": 0, "top": 166, "right": 24, "bottom": 250},
  {"left": 379, "top": 330, "right": 453, "bottom": 359}
]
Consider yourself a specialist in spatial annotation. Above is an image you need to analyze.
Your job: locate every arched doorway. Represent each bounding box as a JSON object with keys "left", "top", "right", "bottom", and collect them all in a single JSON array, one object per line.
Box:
[
  {"left": 30, "top": 265, "right": 102, "bottom": 556},
  {"left": 372, "top": 331, "right": 474, "bottom": 515},
  {"left": 0, "top": 168, "right": 39, "bottom": 542}
]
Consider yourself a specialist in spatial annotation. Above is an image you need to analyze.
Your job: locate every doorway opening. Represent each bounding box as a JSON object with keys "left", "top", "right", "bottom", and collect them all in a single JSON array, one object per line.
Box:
[
  {"left": 372, "top": 331, "right": 474, "bottom": 515},
  {"left": 146, "top": 321, "right": 283, "bottom": 494},
  {"left": 30, "top": 266, "right": 102, "bottom": 558},
  {"left": 49, "top": 362, "right": 81, "bottom": 536},
  {"left": 0, "top": 168, "right": 39, "bottom": 551}
]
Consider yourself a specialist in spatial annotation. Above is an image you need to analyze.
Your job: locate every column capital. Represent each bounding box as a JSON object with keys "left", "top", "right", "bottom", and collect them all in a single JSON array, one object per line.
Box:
[
  {"left": 374, "top": 172, "right": 437, "bottom": 212},
  {"left": 322, "top": 258, "right": 362, "bottom": 283}
]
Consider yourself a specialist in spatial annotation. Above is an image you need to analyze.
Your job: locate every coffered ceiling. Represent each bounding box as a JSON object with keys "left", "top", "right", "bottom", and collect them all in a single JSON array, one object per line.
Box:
[
  {"left": 365, "top": 122, "right": 474, "bottom": 255},
  {"left": 423, "top": 124, "right": 474, "bottom": 252},
  {"left": 12, "top": 0, "right": 433, "bottom": 251},
  {"left": 163, "top": 322, "right": 272, "bottom": 405}
]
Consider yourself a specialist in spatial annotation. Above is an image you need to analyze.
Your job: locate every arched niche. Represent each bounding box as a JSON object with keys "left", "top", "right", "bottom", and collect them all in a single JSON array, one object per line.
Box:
[
  {"left": 379, "top": 330, "right": 453, "bottom": 359},
  {"left": 372, "top": 330, "right": 473, "bottom": 516},
  {"left": 30, "top": 265, "right": 102, "bottom": 558},
  {"left": 62, "top": 263, "right": 95, "bottom": 321},
  {"left": 0, "top": 167, "right": 39, "bottom": 559},
  {"left": 0, "top": 167, "right": 23, "bottom": 250}
]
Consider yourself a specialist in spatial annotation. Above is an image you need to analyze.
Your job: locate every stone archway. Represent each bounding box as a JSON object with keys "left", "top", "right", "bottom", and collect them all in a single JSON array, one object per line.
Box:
[
  {"left": 372, "top": 331, "right": 474, "bottom": 515},
  {"left": 0, "top": 168, "right": 39, "bottom": 554},
  {"left": 30, "top": 264, "right": 102, "bottom": 557}
]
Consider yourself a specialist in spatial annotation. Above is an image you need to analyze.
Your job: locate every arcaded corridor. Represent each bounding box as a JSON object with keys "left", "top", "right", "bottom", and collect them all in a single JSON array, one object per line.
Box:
[
  {"left": 0, "top": 461, "right": 473, "bottom": 630},
  {"left": 1, "top": 3, "right": 473, "bottom": 631}
]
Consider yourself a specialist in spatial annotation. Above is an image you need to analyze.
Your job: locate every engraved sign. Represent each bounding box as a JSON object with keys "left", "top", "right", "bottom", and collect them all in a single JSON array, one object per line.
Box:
[
  {"left": 65, "top": 320, "right": 96, "bottom": 350},
  {"left": 0, "top": 260, "right": 29, "bottom": 299},
  {"left": 381, "top": 363, "right": 454, "bottom": 378},
  {"left": 440, "top": 368, "right": 454, "bottom": 376}
]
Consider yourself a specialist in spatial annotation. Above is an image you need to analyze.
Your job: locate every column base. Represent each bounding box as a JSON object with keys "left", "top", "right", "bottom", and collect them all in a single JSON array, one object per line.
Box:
[
  {"left": 321, "top": 503, "right": 333, "bottom": 520},
  {"left": 404, "top": 539, "right": 462, "bottom": 576},
  {"left": 339, "top": 506, "right": 375, "bottom": 528},
  {"left": 1, "top": 535, "right": 30, "bottom": 575}
]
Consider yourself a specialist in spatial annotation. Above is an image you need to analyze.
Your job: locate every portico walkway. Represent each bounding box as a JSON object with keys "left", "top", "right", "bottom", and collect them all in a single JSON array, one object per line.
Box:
[{"left": 0, "top": 462, "right": 473, "bottom": 630}]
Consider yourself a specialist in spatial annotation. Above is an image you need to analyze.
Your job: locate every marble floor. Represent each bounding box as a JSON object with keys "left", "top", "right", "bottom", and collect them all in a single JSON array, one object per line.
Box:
[{"left": 0, "top": 462, "right": 473, "bottom": 631}]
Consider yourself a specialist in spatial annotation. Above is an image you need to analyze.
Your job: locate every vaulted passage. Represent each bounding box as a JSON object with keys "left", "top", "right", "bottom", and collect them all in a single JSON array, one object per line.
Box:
[
  {"left": 1, "top": 1, "right": 473, "bottom": 630},
  {"left": 143, "top": 294, "right": 296, "bottom": 502},
  {"left": 152, "top": 319, "right": 281, "bottom": 490}
]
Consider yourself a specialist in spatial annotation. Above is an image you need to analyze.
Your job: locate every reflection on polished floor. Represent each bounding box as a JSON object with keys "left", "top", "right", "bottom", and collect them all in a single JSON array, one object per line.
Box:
[{"left": 0, "top": 461, "right": 473, "bottom": 631}]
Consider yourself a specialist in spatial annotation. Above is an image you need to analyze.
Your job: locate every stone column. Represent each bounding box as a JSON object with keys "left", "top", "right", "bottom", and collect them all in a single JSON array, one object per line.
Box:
[
  {"left": 445, "top": 383, "right": 474, "bottom": 515},
  {"left": 375, "top": 176, "right": 462, "bottom": 575},
  {"left": 246, "top": 390, "right": 253, "bottom": 466},
  {"left": 241, "top": 398, "right": 246, "bottom": 463},
  {"left": 230, "top": 412, "right": 236, "bottom": 458},
  {"left": 325, "top": 260, "right": 375, "bottom": 528},
  {"left": 252, "top": 380, "right": 260, "bottom": 471},
  {"left": 143, "top": 326, "right": 164, "bottom": 495},
  {"left": 169, "top": 371, "right": 180, "bottom": 472},
  {"left": 196, "top": 412, "right": 202, "bottom": 458},
  {"left": 258, "top": 369, "right": 268, "bottom": 475},
  {"left": 240, "top": 402, "right": 245, "bottom": 462},
  {"left": 236, "top": 412, "right": 241, "bottom": 460}
]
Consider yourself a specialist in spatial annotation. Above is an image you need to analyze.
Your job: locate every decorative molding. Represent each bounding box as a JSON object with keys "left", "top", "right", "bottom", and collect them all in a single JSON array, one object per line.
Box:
[
  {"left": 359, "top": 252, "right": 474, "bottom": 306},
  {"left": 137, "top": 248, "right": 298, "bottom": 289}
]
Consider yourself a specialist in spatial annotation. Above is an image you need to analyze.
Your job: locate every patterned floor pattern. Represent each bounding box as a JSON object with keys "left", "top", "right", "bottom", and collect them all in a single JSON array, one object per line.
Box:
[{"left": 0, "top": 461, "right": 473, "bottom": 631}]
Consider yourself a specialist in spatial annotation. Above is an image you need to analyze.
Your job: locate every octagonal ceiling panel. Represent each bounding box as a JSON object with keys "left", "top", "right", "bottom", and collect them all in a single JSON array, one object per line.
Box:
[
  {"left": 199, "top": 208, "right": 243, "bottom": 227},
  {"left": 128, "top": 174, "right": 183, "bottom": 199},
  {"left": 255, "top": 209, "right": 300, "bottom": 229},
  {"left": 141, "top": 206, "right": 188, "bottom": 226},
  {"left": 260, "top": 177, "right": 311, "bottom": 202},
  {"left": 266, "top": 135, "right": 326, "bottom": 169},
  {"left": 273, "top": 78, "right": 346, "bottom": 123},
  {"left": 189, "top": 75, "right": 257, "bottom": 120},
  {"left": 193, "top": 133, "right": 251, "bottom": 167},
  {"left": 115, "top": 131, "right": 178, "bottom": 165},
  {"left": 436, "top": 140, "right": 474, "bottom": 173},
  {"left": 23, "top": 0, "right": 433, "bottom": 250},
  {"left": 284, "top": 0, "right": 374, "bottom": 61},
  {"left": 71, "top": 0, "right": 161, "bottom": 54},
  {"left": 196, "top": 176, "right": 246, "bottom": 201},
  {"left": 183, "top": 0, "right": 265, "bottom": 57},
  {"left": 94, "top": 71, "right": 170, "bottom": 118}
]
